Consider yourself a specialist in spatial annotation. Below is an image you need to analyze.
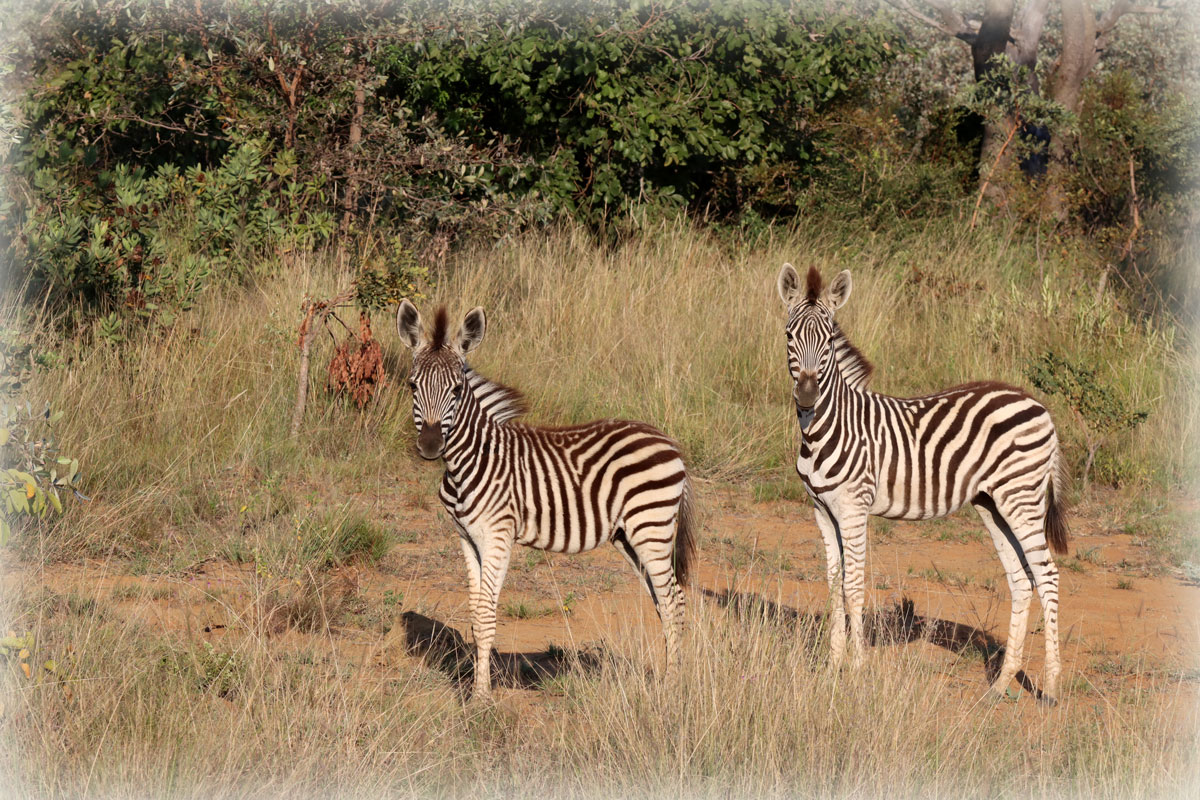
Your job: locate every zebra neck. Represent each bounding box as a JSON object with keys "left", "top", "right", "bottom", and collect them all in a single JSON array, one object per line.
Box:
[
  {"left": 463, "top": 367, "right": 528, "bottom": 423},
  {"left": 442, "top": 389, "right": 493, "bottom": 473},
  {"left": 441, "top": 367, "right": 526, "bottom": 473},
  {"left": 830, "top": 323, "right": 873, "bottom": 392},
  {"left": 806, "top": 329, "right": 872, "bottom": 436}
]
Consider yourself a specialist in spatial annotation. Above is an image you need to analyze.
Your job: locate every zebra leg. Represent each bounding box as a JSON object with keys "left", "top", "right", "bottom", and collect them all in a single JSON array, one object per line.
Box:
[
  {"left": 441, "top": 475, "right": 481, "bottom": 641},
  {"left": 840, "top": 513, "right": 870, "bottom": 670},
  {"left": 812, "top": 503, "right": 847, "bottom": 667},
  {"left": 1031, "top": 554, "right": 1062, "bottom": 705},
  {"left": 996, "top": 493, "right": 1063, "bottom": 705},
  {"left": 972, "top": 494, "right": 1036, "bottom": 700},
  {"left": 458, "top": 536, "right": 482, "bottom": 638},
  {"left": 470, "top": 530, "right": 514, "bottom": 701},
  {"left": 623, "top": 521, "right": 686, "bottom": 674}
]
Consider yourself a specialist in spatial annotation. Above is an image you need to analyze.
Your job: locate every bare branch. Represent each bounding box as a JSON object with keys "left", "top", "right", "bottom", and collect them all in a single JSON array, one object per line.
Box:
[
  {"left": 1097, "top": 0, "right": 1175, "bottom": 34},
  {"left": 885, "top": 0, "right": 978, "bottom": 40},
  {"left": 1093, "top": 1, "right": 1177, "bottom": 75}
]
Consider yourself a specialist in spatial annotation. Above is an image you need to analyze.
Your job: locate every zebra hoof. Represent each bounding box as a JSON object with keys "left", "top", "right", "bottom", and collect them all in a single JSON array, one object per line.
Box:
[
  {"left": 986, "top": 686, "right": 1018, "bottom": 704},
  {"left": 1036, "top": 693, "right": 1058, "bottom": 709}
]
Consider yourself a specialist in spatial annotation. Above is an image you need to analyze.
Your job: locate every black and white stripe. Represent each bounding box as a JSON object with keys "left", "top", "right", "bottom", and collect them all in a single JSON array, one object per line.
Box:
[
  {"left": 397, "top": 301, "right": 695, "bottom": 700},
  {"left": 777, "top": 264, "right": 1069, "bottom": 704}
]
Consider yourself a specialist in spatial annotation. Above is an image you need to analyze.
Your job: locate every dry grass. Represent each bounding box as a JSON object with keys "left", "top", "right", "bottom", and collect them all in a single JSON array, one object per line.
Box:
[
  {"left": 1, "top": 217, "right": 1198, "bottom": 797},
  {"left": 440, "top": 217, "right": 1196, "bottom": 486},
  {"left": 1, "top": 572, "right": 1196, "bottom": 799}
]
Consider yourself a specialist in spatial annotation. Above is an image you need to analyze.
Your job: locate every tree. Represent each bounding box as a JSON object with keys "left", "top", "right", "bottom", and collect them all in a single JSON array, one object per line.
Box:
[{"left": 885, "top": 0, "right": 1181, "bottom": 209}]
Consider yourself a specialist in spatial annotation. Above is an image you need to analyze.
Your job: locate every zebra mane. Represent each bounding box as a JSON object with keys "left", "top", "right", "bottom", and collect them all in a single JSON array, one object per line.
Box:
[
  {"left": 465, "top": 367, "right": 528, "bottom": 423},
  {"left": 831, "top": 321, "right": 874, "bottom": 390},
  {"left": 430, "top": 306, "right": 450, "bottom": 350}
]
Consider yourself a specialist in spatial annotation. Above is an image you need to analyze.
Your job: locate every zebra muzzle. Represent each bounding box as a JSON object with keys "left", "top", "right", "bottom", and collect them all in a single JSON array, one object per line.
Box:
[
  {"left": 794, "top": 371, "right": 818, "bottom": 430},
  {"left": 416, "top": 425, "right": 444, "bottom": 460}
]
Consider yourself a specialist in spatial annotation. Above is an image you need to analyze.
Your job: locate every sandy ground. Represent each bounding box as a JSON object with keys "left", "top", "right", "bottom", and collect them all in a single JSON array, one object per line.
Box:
[{"left": 7, "top": 477, "right": 1198, "bottom": 710}]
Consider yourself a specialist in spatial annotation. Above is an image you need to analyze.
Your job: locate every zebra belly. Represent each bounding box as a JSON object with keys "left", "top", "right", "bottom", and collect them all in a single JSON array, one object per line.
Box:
[{"left": 513, "top": 479, "right": 617, "bottom": 554}]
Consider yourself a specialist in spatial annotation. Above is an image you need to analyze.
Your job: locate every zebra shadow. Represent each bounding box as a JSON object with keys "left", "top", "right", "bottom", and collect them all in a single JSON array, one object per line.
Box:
[
  {"left": 399, "top": 610, "right": 606, "bottom": 694},
  {"left": 700, "top": 588, "right": 1044, "bottom": 700}
]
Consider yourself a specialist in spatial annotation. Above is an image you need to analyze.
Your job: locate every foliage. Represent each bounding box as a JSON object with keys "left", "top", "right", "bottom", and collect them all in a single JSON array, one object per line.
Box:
[
  {"left": 1026, "top": 351, "right": 1149, "bottom": 487},
  {"left": 0, "top": 331, "right": 81, "bottom": 545},
  {"left": 398, "top": 0, "right": 902, "bottom": 221},
  {"left": 0, "top": 0, "right": 532, "bottom": 317},
  {"left": 14, "top": 140, "right": 333, "bottom": 315},
  {"left": 1069, "top": 70, "right": 1200, "bottom": 318}
]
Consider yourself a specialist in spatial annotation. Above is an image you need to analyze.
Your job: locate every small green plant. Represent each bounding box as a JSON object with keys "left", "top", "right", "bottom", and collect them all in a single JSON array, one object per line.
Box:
[
  {"left": 560, "top": 592, "right": 577, "bottom": 616},
  {"left": 0, "top": 332, "right": 84, "bottom": 546},
  {"left": 297, "top": 514, "right": 391, "bottom": 568},
  {"left": 1116, "top": 578, "right": 1135, "bottom": 590},
  {"left": 185, "top": 642, "right": 242, "bottom": 698},
  {"left": 1, "top": 402, "right": 82, "bottom": 546},
  {"left": 1027, "top": 351, "right": 1149, "bottom": 486},
  {"left": 503, "top": 600, "right": 555, "bottom": 620}
]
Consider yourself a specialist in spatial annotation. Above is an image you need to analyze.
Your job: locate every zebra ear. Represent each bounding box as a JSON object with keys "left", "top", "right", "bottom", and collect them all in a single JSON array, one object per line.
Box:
[
  {"left": 777, "top": 263, "right": 801, "bottom": 306},
  {"left": 396, "top": 299, "right": 422, "bottom": 349},
  {"left": 458, "top": 306, "right": 487, "bottom": 354},
  {"left": 826, "top": 270, "right": 852, "bottom": 311}
]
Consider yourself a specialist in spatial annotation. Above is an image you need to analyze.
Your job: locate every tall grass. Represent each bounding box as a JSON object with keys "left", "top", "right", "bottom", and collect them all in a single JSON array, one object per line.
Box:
[
  {"left": 4, "top": 215, "right": 1196, "bottom": 563},
  {"left": 440, "top": 216, "right": 1196, "bottom": 486},
  {"left": 2, "top": 216, "right": 1197, "bottom": 798},
  {"left": 1, "top": 574, "right": 1196, "bottom": 798}
]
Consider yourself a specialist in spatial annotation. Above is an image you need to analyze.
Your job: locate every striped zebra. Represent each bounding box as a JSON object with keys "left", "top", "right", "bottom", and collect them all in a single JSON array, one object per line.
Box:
[
  {"left": 776, "top": 264, "right": 1070, "bottom": 704},
  {"left": 396, "top": 300, "right": 695, "bottom": 700}
]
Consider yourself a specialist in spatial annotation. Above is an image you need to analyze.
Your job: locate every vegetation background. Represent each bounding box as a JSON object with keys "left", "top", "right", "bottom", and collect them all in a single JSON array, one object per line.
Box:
[{"left": 0, "top": 0, "right": 1197, "bottom": 798}]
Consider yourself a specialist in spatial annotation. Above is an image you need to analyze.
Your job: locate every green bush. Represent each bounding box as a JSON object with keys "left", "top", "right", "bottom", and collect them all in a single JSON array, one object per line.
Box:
[
  {"left": 400, "top": 0, "right": 901, "bottom": 221},
  {"left": 0, "top": 331, "right": 81, "bottom": 545}
]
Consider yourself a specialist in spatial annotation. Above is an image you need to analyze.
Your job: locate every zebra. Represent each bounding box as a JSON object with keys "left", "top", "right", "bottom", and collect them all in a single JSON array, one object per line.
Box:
[
  {"left": 776, "top": 263, "right": 1070, "bottom": 704},
  {"left": 395, "top": 300, "right": 695, "bottom": 700}
]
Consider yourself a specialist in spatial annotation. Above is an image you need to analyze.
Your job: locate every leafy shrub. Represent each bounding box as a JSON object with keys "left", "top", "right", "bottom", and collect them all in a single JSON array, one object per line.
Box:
[
  {"left": 400, "top": 0, "right": 902, "bottom": 221},
  {"left": 1027, "top": 351, "right": 1149, "bottom": 487},
  {"left": 0, "top": 332, "right": 81, "bottom": 545},
  {"left": 13, "top": 140, "right": 332, "bottom": 315}
]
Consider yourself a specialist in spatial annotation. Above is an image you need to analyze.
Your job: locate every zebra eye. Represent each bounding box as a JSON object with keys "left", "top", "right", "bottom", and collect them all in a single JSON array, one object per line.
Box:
[{"left": 407, "top": 380, "right": 417, "bottom": 392}]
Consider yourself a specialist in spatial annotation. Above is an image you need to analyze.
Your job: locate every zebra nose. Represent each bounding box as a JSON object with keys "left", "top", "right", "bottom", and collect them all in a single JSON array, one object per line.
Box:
[
  {"left": 794, "top": 371, "right": 818, "bottom": 408},
  {"left": 417, "top": 423, "right": 444, "bottom": 460}
]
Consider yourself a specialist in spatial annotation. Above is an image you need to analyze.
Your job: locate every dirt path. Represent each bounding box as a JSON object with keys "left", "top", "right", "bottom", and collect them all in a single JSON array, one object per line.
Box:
[{"left": 6, "top": 484, "right": 1198, "bottom": 705}]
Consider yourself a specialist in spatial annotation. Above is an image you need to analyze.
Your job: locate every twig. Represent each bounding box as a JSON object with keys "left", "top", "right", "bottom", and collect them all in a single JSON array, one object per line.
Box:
[
  {"left": 969, "top": 119, "right": 1020, "bottom": 230},
  {"left": 1118, "top": 154, "right": 1142, "bottom": 264},
  {"left": 290, "top": 300, "right": 321, "bottom": 437},
  {"left": 290, "top": 289, "right": 353, "bottom": 436}
]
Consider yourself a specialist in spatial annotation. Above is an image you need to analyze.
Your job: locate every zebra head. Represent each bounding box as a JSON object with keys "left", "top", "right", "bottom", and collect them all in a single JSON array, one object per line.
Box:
[
  {"left": 396, "top": 300, "right": 487, "bottom": 459},
  {"left": 776, "top": 264, "right": 852, "bottom": 430}
]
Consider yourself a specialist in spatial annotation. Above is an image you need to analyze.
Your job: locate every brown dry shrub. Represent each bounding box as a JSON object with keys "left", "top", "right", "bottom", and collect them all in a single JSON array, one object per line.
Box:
[{"left": 327, "top": 312, "right": 384, "bottom": 408}]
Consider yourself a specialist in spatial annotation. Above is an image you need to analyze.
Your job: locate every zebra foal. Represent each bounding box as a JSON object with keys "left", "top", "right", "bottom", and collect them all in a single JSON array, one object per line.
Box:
[
  {"left": 396, "top": 300, "right": 695, "bottom": 700},
  {"left": 777, "top": 264, "right": 1070, "bottom": 704}
]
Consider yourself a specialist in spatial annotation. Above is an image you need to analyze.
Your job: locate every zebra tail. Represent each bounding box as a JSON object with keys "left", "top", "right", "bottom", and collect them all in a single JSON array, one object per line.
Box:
[
  {"left": 673, "top": 478, "right": 697, "bottom": 587},
  {"left": 1046, "top": 453, "right": 1070, "bottom": 556}
]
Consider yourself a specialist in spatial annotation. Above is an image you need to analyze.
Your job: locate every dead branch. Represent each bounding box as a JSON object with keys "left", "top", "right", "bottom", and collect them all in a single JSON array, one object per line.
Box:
[
  {"left": 291, "top": 289, "right": 354, "bottom": 436},
  {"left": 970, "top": 118, "right": 1020, "bottom": 229},
  {"left": 1118, "top": 154, "right": 1142, "bottom": 264},
  {"left": 885, "top": 0, "right": 978, "bottom": 39}
]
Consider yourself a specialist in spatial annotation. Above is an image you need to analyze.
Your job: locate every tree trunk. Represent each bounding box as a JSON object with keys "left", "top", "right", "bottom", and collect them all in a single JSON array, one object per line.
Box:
[
  {"left": 973, "top": 0, "right": 1019, "bottom": 202},
  {"left": 1043, "top": 0, "right": 1099, "bottom": 219},
  {"left": 1051, "top": 0, "right": 1098, "bottom": 115},
  {"left": 972, "top": 0, "right": 1015, "bottom": 80},
  {"left": 340, "top": 62, "right": 367, "bottom": 236}
]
